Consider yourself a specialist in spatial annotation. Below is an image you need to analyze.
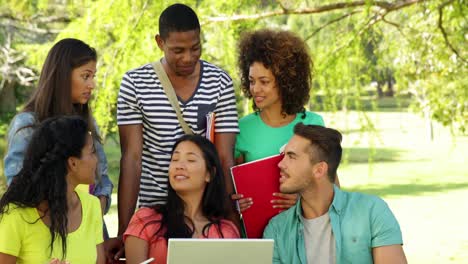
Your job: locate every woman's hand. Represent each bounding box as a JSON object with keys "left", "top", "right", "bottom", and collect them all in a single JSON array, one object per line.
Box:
[
  {"left": 49, "top": 258, "right": 69, "bottom": 264},
  {"left": 230, "top": 193, "right": 253, "bottom": 212},
  {"left": 271, "top": 193, "right": 298, "bottom": 211}
]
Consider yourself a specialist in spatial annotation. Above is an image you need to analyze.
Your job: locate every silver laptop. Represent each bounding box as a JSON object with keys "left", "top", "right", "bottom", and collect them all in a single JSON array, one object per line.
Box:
[{"left": 167, "top": 238, "right": 274, "bottom": 264}]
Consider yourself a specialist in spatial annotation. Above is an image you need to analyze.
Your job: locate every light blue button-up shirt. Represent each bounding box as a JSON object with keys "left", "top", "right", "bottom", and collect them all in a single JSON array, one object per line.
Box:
[
  {"left": 3, "top": 112, "right": 113, "bottom": 213},
  {"left": 264, "top": 185, "right": 403, "bottom": 264}
]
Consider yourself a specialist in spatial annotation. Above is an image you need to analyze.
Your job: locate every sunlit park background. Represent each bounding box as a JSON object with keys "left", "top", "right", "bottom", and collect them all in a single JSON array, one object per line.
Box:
[{"left": 0, "top": 0, "right": 466, "bottom": 263}]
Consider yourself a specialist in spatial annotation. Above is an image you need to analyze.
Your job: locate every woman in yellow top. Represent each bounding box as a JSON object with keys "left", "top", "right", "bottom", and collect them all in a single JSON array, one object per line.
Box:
[{"left": 0, "top": 116, "right": 105, "bottom": 264}]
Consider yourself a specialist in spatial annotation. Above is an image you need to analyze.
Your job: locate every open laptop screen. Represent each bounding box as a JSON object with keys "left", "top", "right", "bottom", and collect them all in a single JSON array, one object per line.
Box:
[{"left": 167, "top": 238, "right": 274, "bottom": 264}]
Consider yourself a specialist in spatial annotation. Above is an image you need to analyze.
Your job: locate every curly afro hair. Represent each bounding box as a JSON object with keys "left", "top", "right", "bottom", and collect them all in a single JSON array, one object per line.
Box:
[{"left": 238, "top": 29, "right": 313, "bottom": 115}]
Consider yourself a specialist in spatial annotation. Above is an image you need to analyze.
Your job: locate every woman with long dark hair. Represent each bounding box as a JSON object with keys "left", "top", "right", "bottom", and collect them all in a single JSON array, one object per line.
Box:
[
  {"left": 4, "top": 38, "right": 112, "bottom": 215},
  {"left": 123, "top": 135, "right": 239, "bottom": 264},
  {"left": 0, "top": 116, "right": 105, "bottom": 263}
]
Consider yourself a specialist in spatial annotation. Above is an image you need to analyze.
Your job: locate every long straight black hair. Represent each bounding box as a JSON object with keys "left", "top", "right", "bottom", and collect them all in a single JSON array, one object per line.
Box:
[
  {"left": 146, "top": 135, "right": 230, "bottom": 240},
  {"left": 0, "top": 116, "right": 89, "bottom": 259}
]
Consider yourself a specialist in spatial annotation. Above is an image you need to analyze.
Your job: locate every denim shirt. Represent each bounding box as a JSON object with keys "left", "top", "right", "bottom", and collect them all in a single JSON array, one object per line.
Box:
[
  {"left": 3, "top": 112, "right": 113, "bottom": 213},
  {"left": 263, "top": 185, "right": 403, "bottom": 264}
]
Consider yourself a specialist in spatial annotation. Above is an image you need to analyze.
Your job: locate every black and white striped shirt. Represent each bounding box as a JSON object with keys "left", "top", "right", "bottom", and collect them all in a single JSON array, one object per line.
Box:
[{"left": 117, "top": 60, "right": 239, "bottom": 207}]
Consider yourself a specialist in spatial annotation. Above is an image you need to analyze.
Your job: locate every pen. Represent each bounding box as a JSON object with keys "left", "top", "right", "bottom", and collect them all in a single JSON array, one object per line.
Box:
[
  {"left": 140, "top": 257, "right": 154, "bottom": 264},
  {"left": 235, "top": 200, "right": 244, "bottom": 221}
]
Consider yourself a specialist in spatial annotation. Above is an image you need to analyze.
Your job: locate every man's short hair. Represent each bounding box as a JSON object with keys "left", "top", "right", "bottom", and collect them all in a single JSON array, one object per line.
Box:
[
  {"left": 293, "top": 123, "right": 342, "bottom": 182},
  {"left": 159, "top": 3, "right": 200, "bottom": 39}
]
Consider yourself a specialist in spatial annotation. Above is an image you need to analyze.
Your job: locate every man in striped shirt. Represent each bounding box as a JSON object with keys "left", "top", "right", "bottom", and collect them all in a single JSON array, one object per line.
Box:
[{"left": 105, "top": 3, "right": 239, "bottom": 260}]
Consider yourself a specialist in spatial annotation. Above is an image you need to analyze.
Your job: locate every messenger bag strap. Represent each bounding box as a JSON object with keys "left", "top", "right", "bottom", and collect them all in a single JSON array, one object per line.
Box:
[{"left": 152, "top": 60, "right": 193, "bottom": 135}]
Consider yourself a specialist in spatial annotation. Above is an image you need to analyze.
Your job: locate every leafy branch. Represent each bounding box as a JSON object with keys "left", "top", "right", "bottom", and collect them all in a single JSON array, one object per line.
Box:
[
  {"left": 0, "top": 13, "right": 70, "bottom": 35},
  {"left": 204, "top": 0, "right": 430, "bottom": 24},
  {"left": 437, "top": 0, "right": 467, "bottom": 63},
  {"left": 305, "top": 10, "right": 363, "bottom": 40}
]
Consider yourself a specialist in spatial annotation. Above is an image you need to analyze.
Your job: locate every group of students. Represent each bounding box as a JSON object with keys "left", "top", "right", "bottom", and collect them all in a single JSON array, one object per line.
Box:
[{"left": 0, "top": 3, "right": 407, "bottom": 264}]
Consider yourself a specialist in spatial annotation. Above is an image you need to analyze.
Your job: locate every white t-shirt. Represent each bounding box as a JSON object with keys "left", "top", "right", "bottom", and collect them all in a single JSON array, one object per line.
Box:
[{"left": 301, "top": 213, "right": 336, "bottom": 264}]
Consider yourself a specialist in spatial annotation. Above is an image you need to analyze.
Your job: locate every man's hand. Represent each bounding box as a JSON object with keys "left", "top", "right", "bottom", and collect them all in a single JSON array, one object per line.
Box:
[
  {"left": 104, "top": 237, "right": 125, "bottom": 263},
  {"left": 271, "top": 193, "right": 298, "bottom": 211}
]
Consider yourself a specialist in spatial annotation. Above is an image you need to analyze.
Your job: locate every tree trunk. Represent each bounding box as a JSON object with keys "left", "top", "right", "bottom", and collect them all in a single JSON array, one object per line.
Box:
[
  {"left": 0, "top": 81, "right": 16, "bottom": 113},
  {"left": 423, "top": 106, "right": 434, "bottom": 142},
  {"left": 386, "top": 78, "right": 395, "bottom": 97},
  {"left": 377, "top": 82, "right": 384, "bottom": 98}
]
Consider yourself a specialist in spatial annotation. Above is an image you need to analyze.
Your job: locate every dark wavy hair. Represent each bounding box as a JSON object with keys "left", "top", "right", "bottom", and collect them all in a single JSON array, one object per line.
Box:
[
  {"left": 0, "top": 116, "right": 90, "bottom": 259},
  {"left": 22, "top": 38, "right": 99, "bottom": 140},
  {"left": 238, "top": 29, "right": 313, "bottom": 116},
  {"left": 146, "top": 135, "right": 230, "bottom": 240}
]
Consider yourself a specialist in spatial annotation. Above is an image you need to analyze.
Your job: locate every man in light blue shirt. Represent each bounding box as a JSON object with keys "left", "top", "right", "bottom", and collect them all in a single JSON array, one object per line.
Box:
[{"left": 264, "top": 123, "right": 407, "bottom": 264}]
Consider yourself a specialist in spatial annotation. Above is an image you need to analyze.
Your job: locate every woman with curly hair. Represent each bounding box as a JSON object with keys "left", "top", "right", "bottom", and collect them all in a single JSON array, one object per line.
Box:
[
  {"left": 233, "top": 29, "right": 329, "bottom": 212},
  {"left": 0, "top": 116, "right": 105, "bottom": 263},
  {"left": 123, "top": 135, "right": 239, "bottom": 264}
]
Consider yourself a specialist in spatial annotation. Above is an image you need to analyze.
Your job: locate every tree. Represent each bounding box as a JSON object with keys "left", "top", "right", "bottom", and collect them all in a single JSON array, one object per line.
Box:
[
  {"left": 3, "top": 0, "right": 466, "bottom": 136},
  {"left": 0, "top": 0, "right": 73, "bottom": 113},
  {"left": 202, "top": 0, "right": 466, "bottom": 132}
]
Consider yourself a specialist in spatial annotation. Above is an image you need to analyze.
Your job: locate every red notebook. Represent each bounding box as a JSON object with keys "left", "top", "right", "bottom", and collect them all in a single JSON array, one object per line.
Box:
[
  {"left": 231, "top": 154, "right": 284, "bottom": 238},
  {"left": 205, "top": 112, "right": 215, "bottom": 143}
]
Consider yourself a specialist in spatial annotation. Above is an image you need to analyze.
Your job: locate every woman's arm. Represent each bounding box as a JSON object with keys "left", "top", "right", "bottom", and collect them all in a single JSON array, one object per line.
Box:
[
  {"left": 0, "top": 253, "right": 16, "bottom": 264},
  {"left": 124, "top": 236, "right": 149, "bottom": 264},
  {"left": 4, "top": 114, "right": 35, "bottom": 185},
  {"left": 235, "top": 155, "right": 244, "bottom": 165},
  {"left": 92, "top": 139, "right": 113, "bottom": 214},
  {"left": 96, "top": 243, "right": 106, "bottom": 264}
]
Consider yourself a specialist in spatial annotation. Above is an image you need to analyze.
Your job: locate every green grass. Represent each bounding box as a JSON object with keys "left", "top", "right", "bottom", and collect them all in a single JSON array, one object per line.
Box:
[{"left": 314, "top": 93, "right": 412, "bottom": 112}]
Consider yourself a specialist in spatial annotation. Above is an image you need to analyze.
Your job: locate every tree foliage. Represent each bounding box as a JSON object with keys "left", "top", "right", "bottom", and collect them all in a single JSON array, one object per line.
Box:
[
  {"left": 0, "top": 0, "right": 76, "bottom": 111},
  {"left": 1, "top": 0, "right": 466, "bottom": 137}
]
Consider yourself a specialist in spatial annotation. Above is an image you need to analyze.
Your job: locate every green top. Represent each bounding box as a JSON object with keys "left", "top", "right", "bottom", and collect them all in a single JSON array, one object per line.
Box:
[
  {"left": 235, "top": 111, "right": 324, "bottom": 162},
  {"left": 263, "top": 185, "right": 403, "bottom": 264}
]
